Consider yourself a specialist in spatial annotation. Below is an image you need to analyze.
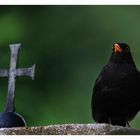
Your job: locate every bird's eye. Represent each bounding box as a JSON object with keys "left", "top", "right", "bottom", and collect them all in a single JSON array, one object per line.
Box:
[{"left": 125, "top": 47, "right": 129, "bottom": 52}]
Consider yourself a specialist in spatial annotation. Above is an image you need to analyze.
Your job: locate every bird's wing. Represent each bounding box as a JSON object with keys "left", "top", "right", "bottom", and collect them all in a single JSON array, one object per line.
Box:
[
  {"left": 91, "top": 68, "right": 105, "bottom": 107},
  {"left": 92, "top": 66, "right": 105, "bottom": 93},
  {"left": 91, "top": 67, "right": 109, "bottom": 121}
]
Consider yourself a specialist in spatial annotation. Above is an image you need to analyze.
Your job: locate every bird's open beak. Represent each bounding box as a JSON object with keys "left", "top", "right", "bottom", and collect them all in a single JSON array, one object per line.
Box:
[{"left": 114, "top": 44, "right": 122, "bottom": 53}]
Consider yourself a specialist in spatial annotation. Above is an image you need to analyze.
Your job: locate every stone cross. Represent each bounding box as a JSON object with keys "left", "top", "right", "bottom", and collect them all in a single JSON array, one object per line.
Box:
[{"left": 0, "top": 44, "right": 35, "bottom": 112}]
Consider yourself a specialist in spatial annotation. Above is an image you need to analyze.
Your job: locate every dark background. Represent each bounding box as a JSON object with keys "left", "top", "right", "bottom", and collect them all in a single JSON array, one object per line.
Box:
[{"left": 0, "top": 5, "right": 140, "bottom": 128}]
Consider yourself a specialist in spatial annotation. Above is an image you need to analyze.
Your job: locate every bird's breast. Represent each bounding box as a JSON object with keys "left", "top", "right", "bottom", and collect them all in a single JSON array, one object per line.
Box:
[{"left": 102, "top": 63, "right": 137, "bottom": 85}]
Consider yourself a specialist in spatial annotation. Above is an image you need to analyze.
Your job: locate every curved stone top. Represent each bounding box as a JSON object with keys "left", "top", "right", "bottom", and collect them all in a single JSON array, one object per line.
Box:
[{"left": 0, "top": 124, "right": 140, "bottom": 135}]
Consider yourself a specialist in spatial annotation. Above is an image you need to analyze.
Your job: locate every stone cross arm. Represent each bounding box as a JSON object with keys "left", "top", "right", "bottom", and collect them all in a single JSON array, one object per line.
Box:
[
  {"left": 0, "top": 65, "right": 35, "bottom": 80},
  {"left": 0, "top": 69, "right": 8, "bottom": 77}
]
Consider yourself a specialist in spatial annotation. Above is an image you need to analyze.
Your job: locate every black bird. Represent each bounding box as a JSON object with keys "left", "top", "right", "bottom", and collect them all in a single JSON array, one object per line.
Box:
[{"left": 91, "top": 43, "right": 140, "bottom": 126}]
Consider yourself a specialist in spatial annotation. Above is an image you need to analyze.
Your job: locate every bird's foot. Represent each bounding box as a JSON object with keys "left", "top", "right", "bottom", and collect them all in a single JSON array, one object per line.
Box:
[{"left": 126, "top": 121, "right": 131, "bottom": 127}]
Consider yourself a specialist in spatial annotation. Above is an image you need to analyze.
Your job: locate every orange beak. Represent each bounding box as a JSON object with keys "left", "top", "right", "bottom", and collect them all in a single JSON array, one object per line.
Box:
[{"left": 114, "top": 44, "right": 122, "bottom": 53}]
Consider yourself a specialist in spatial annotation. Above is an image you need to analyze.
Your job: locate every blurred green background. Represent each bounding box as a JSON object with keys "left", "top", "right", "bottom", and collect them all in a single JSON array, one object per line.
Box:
[{"left": 0, "top": 5, "right": 140, "bottom": 128}]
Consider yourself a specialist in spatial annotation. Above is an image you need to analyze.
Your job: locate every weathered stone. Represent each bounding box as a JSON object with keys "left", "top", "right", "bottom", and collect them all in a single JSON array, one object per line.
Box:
[
  {"left": 0, "top": 124, "right": 140, "bottom": 135},
  {"left": 0, "top": 44, "right": 35, "bottom": 112}
]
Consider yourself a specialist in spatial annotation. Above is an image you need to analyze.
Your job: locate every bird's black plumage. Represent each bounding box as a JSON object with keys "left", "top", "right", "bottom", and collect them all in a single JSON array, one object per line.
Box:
[{"left": 91, "top": 43, "right": 140, "bottom": 126}]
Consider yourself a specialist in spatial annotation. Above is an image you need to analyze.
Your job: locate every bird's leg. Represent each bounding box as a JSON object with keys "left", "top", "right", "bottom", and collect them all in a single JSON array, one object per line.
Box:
[
  {"left": 97, "top": 116, "right": 110, "bottom": 124},
  {"left": 110, "top": 118, "right": 127, "bottom": 126},
  {"left": 109, "top": 117, "right": 111, "bottom": 124},
  {"left": 126, "top": 121, "right": 131, "bottom": 127}
]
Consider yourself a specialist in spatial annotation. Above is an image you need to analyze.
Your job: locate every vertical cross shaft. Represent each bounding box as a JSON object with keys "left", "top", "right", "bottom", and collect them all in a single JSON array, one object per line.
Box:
[
  {"left": 0, "top": 44, "right": 35, "bottom": 112},
  {"left": 6, "top": 44, "right": 19, "bottom": 112}
]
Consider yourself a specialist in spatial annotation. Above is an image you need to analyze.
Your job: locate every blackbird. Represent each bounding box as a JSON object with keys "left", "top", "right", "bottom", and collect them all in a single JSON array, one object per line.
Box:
[{"left": 91, "top": 43, "right": 140, "bottom": 126}]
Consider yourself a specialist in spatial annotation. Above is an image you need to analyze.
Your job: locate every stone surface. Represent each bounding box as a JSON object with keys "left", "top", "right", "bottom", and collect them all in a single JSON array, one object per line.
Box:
[
  {"left": 0, "top": 124, "right": 140, "bottom": 135},
  {"left": 0, "top": 44, "right": 35, "bottom": 112}
]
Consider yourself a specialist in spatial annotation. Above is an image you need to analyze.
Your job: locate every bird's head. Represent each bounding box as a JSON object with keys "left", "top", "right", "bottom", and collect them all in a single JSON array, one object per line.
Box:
[
  {"left": 110, "top": 43, "right": 135, "bottom": 65},
  {"left": 112, "top": 43, "right": 130, "bottom": 54}
]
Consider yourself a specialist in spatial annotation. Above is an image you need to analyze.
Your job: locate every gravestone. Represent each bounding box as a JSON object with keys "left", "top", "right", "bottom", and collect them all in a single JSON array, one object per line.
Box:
[
  {"left": 0, "top": 124, "right": 140, "bottom": 135},
  {"left": 0, "top": 43, "right": 35, "bottom": 128}
]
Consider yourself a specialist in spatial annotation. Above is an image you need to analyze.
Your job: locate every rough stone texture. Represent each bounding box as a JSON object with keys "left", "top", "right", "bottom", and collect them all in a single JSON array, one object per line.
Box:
[{"left": 0, "top": 124, "right": 140, "bottom": 135}]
